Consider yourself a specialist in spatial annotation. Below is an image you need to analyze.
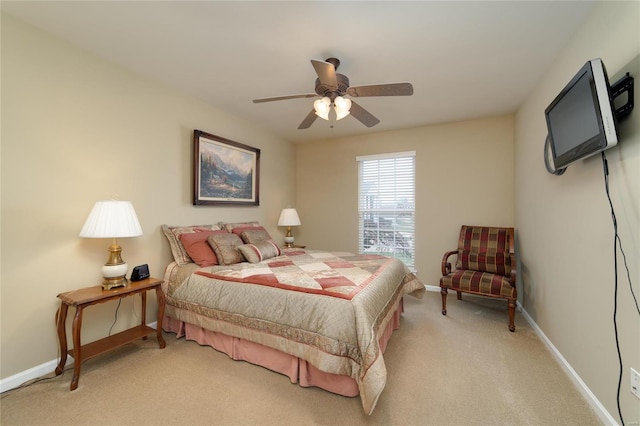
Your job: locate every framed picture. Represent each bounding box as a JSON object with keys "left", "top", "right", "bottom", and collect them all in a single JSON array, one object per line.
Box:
[{"left": 193, "top": 130, "right": 260, "bottom": 206}]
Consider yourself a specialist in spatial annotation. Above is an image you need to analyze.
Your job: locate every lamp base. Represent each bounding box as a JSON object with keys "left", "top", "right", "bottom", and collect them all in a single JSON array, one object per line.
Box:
[
  {"left": 102, "top": 276, "right": 128, "bottom": 290},
  {"left": 101, "top": 244, "right": 129, "bottom": 290},
  {"left": 284, "top": 235, "right": 294, "bottom": 248}
]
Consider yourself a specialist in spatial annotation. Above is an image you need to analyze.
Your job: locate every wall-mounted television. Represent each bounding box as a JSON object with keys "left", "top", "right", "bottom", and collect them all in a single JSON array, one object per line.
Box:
[{"left": 545, "top": 58, "right": 618, "bottom": 170}]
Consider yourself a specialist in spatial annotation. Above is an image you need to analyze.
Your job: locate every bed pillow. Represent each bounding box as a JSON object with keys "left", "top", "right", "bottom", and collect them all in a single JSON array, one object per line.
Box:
[
  {"left": 219, "top": 221, "right": 261, "bottom": 233},
  {"left": 162, "top": 224, "right": 222, "bottom": 265},
  {"left": 178, "top": 230, "right": 227, "bottom": 267},
  {"left": 207, "top": 232, "right": 245, "bottom": 265},
  {"left": 232, "top": 226, "right": 273, "bottom": 244},
  {"left": 237, "top": 240, "right": 282, "bottom": 264}
]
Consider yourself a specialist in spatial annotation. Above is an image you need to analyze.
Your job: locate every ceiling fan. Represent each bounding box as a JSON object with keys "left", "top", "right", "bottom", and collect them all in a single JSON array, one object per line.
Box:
[{"left": 253, "top": 58, "right": 414, "bottom": 129}]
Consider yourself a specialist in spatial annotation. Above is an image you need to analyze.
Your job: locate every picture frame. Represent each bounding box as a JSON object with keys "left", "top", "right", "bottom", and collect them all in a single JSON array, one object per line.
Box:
[{"left": 193, "top": 130, "right": 260, "bottom": 206}]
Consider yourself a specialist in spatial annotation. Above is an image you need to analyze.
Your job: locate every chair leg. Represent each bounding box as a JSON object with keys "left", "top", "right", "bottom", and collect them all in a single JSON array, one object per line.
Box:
[
  {"left": 508, "top": 299, "right": 516, "bottom": 332},
  {"left": 456, "top": 291, "right": 462, "bottom": 300},
  {"left": 440, "top": 287, "right": 448, "bottom": 315}
]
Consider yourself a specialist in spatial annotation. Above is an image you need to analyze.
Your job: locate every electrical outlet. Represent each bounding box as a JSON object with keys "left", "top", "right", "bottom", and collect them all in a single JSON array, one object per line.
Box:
[{"left": 632, "top": 368, "right": 640, "bottom": 399}]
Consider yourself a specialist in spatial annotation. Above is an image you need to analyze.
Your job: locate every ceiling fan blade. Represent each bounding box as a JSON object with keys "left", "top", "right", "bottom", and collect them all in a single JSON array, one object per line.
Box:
[
  {"left": 298, "top": 109, "right": 318, "bottom": 129},
  {"left": 347, "top": 83, "right": 414, "bottom": 98},
  {"left": 349, "top": 101, "right": 380, "bottom": 128},
  {"left": 253, "top": 93, "right": 317, "bottom": 103},
  {"left": 311, "top": 60, "right": 338, "bottom": 90}
]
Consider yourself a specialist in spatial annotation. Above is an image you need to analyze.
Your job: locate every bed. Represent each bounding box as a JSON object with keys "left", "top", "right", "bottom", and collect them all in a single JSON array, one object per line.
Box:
[{"left": 160, "top": 222, "right": 424, "bottom": 415}]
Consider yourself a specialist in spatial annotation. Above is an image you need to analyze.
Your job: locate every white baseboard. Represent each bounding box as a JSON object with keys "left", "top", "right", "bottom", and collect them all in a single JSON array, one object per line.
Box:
[
  {"left": 0, "top": 321, "right": 158, "bottom": 394},
  {"left": 0, "top": 357, "right": 74, "bottom": 394},
  {"left": 517, "top": 303, "right": 617, "bottom": 425}
]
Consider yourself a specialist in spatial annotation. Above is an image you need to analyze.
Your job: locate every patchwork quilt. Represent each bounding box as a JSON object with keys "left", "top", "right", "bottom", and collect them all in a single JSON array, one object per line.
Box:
[
  {"left": 196, "top": 250, "right": 400, "bottom": 299},
  {"left": 163, "top": 249, "right": 424, "bottom": 414}
]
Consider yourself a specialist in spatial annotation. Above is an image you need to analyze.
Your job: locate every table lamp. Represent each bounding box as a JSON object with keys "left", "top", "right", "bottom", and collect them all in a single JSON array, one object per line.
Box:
[
  {"left": 79, "top": 200, "right": 143, "bottom": 290},
  {"left": 277, "top": 208, "right": 301, "bottom": 248}
]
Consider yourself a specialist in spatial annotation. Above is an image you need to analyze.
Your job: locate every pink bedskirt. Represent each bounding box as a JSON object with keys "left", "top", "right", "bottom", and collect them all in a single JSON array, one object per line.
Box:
[{"left": 162, "top": 298, "right": 404, "bottom": 397}]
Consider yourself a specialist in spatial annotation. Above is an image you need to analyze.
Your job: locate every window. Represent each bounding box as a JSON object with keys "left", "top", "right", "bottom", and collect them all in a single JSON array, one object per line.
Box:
[{"left": 357, "top": 151, "right": 415, "bottom": 271}]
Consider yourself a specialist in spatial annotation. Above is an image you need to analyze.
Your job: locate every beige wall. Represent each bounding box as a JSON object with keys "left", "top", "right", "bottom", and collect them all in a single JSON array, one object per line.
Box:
[
  {"left": 514, "top": 1, "right": 639, "bottom": 422},
  {"left": 1, "top": 14, "right": 295, "bottom": 378},
  {"left": 295, "top": 116, "right": 515, "bottom": 287}
]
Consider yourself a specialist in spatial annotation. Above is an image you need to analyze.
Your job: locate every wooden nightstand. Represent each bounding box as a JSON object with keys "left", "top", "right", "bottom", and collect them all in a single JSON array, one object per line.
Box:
[{"left": 54, "top": 277, "right": 166, "bottom": 390}]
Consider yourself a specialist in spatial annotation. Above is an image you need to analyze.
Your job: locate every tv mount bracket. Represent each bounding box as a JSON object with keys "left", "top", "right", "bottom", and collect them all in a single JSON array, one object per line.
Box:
[
  {"left": 545, "top": 72, "right": 635, "bottom": 176},
  {"left": 611, "top": 72, "right": 634, "bottom": 121}
]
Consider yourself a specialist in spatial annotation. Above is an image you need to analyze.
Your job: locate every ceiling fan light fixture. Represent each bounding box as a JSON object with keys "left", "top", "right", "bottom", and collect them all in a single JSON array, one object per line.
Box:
[
  {"left": 334, "top": 96, "right": 352, "bottom": 120},
  {"left": 254, "top": 58, "right": 412, "bottom": 129},
  {"left": 314, "top": 97, "right": 331, "bottom": 120}
]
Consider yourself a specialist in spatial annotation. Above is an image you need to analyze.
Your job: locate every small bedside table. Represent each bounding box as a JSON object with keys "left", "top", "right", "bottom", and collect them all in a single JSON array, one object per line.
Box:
[{"left": 54, "top": 277, "right": 166, "bottom": 390}]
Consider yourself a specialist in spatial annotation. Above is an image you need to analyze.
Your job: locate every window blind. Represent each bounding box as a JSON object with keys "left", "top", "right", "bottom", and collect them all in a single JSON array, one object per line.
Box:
[{"left": 357, "top": 152, "right": 415, "bottom": 271}]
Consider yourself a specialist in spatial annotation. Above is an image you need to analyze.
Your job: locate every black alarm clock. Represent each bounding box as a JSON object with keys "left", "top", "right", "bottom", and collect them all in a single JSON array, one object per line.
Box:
[{"left": 130, "top": 264, "right": 150, "bottom": 281}]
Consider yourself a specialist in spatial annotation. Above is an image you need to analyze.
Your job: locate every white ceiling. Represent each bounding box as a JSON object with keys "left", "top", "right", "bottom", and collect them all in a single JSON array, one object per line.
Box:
[{"left": 2, "top": 1, "right": 596, "bottom": 143}]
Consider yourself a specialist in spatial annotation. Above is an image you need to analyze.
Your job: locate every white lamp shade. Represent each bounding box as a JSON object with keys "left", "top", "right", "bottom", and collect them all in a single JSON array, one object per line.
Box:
[
  {"left": 313, "top": 97, "right": 331, "bottom": 120},
  {"left": 278, "top": 208, "right": 301, "bottom": 227},
  {"left": 334, "top": 96, "right": 352, "bottom": 120},
  {"left": 79, "top": 200, "right": 143, "bottom": 238}
]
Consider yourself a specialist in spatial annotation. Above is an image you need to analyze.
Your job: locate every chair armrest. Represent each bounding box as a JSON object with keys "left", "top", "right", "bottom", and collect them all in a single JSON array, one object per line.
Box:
[
  {"left": 441, "top": 250, "right": 458, "bottom": 276},
  {"left": 510, "top": 263, "right": 517, "bottom": 288}
]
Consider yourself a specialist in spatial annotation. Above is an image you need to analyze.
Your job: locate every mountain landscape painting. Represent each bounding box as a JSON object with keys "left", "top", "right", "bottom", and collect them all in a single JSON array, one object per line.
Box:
[{"left": 194, "top": 130, "right": 260, "bottom": 205}]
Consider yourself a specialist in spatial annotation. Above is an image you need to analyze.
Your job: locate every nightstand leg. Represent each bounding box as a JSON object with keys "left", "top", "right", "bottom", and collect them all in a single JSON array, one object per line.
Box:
[
  {"left": 55, "top": 303, "right": 69, "bottom": 375},
  {"left": 141, "top": 291, "right": 147, "bottom": 340},
  {"left": 155, "top": 287, "right": 166, "bottom": 349},
  {"left": 70, "top": 306, "right": 84, "bottom": 391}
]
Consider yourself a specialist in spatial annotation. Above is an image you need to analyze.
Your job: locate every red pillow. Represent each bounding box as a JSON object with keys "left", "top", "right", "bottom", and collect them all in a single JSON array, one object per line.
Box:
[{"left": 179, "top": 230, "right": 227, "bottom": 267}]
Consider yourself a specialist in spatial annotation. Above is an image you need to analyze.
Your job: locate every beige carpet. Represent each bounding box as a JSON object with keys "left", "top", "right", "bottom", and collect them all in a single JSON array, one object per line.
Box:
[{"left": 1, "top": 291, "right": 601, "bottom": 425}]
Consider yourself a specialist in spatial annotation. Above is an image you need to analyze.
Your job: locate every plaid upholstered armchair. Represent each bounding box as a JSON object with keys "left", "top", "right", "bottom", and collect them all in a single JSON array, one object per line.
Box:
[{"left": 440, "top": 225, "right": 517, "bottom": 331}]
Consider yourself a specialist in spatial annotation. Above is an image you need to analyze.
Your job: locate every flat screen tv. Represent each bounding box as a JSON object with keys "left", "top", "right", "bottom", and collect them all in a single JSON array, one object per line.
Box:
[{"left": 545, "top": 58, "right": 618, "bottom": 170}]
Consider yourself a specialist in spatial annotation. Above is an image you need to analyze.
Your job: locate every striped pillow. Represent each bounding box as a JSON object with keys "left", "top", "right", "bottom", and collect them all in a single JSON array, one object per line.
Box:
[{"left": 237, "top": 240, "right": 281, "bottom": 263}]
